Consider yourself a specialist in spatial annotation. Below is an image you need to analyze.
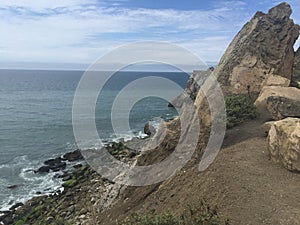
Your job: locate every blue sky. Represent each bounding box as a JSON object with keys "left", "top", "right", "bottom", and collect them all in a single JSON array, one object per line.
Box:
[{"left": 0, "top": 0, "right": 300, "bottom": 70}]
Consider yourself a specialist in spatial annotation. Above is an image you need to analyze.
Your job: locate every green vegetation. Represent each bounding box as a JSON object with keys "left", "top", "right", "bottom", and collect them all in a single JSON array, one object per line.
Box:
[
  {"left": 14, "top": 220, "right": 26, "bottom": 225},
  {"left": 120, "top": 201, "right": 229, "bottom": 225},
  {"left": 62, "top": 178, "right": 77, "bottom": 188},
  {"left": 225, "top": 94, "right": 257, "bottom": 128},
  {"left": 108, "top": 142, "right": 128, "bottom": 156}
]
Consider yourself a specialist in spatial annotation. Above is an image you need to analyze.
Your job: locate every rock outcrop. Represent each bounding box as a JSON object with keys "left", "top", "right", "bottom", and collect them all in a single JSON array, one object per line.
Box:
[
  {"left": 254, "top": 86, "right": 300, "bottom": 120},
  {"left": 262, "top": 74, "right": 290, "bottom": 87},
  {"left": 292, "top": 47, "right": 300, "bottom": 87},
  {"left": 169, "top": 70, "right": 211, "bottom": 108},
  {"left": 212, "top": 2, "right": 299, "bottom": 98},
  {"left": 268, "top": 118, "right": 300, "bottom": 172}
]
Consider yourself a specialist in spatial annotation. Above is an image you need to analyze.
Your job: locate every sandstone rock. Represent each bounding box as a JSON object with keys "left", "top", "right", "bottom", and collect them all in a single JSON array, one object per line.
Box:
[
  {"left": 268, "top": 118, "right": 300, "bottom": 172},
  {"left": 262, "top": 74, "right": 290, "bottom": 87},
  {"left": 292, "top": 47, "right": 300, "bottom": 87},
  {"left": 261, "top": 121, "right": 276, "bottom": 135},
  {"left": 266, "top": 96, "right": 300, "bottom": 120},
  {"left": 213, "top": 2, "right": 299, "bottom": 98},
  {"left": 254, "top": 86, "right": 300, "bottom": 120}
]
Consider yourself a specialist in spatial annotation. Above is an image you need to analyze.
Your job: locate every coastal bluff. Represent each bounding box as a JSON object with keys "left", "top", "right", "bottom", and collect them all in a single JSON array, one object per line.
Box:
[{"left": 2, "top": 2, "right": 300, "bottom": 225}]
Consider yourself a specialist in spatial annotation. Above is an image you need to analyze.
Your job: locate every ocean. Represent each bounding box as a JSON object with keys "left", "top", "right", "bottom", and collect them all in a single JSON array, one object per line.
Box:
[{"left": 0, "top": 69, "right": 189, "bottom": 211}]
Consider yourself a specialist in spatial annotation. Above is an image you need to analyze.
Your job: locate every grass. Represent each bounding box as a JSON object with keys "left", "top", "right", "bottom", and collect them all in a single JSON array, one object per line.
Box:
[{"left": 120, "top": 200, "right": 229, "bottom": 225}]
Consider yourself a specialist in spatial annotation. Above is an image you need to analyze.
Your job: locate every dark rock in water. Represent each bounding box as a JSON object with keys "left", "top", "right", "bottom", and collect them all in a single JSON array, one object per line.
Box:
[
  {"left": 56, "top": 172, "right": 71, "bottom": 179},
  {"left": 36, "top": 166, "right": 50, "bottom": 173},
  {"left": 167, "top": 102, "right": 174, "bottom": 108},
  {"left": 9, "top": 202, "right": 24, "bottom": 211},
  {"left": 44, "top": 157, "right": 62, "bottom": 166},
  {"left": 62, "top": 175, "right": 73, "bottom": 182},
  {"left": 43, "top": 157, "right": 66, "bottom": 172},
  {"left": 7, "top": 184, "right": 19, "bottom": 189},
  {"left": 62, "top": 149, "right": 83, "bottom": 161},
  {"left": 73, "top": 164, "right": 83, "bottom": 169},
  {"left": 0, "top": 211, "right": 13, "bottom": 225}
]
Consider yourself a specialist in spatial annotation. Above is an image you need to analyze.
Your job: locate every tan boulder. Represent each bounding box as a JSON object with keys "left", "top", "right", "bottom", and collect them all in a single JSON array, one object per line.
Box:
[
  {"left": 254, "top": 86, "right": 300, "bottom": 120},
  {"left": 262, "top": 74, "right": 290, "bottom": 87},
  {"left": 268, "top": 118, "right": 300, "bottom": 172},
  {"left": 261, "top": 121, "right": 276, "bottom": 135}
]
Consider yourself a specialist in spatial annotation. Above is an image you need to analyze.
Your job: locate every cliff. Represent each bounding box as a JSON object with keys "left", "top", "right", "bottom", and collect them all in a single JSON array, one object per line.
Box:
[
  {"left": 293, "top": 47, "right": 300, "bottom": 87},
  {"left": 3, "top": 2, "right": 300, "bottom": 225}
]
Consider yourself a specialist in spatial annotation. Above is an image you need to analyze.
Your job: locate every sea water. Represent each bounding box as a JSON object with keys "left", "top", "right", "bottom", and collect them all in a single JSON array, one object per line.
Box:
[{"left": 0, "top": 69, "right": 189, "bottom": 211}]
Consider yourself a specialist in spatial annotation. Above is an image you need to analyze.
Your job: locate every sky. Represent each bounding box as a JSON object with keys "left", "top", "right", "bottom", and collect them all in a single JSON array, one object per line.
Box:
[{"left": 0, "top": 0, "right": 300, "bottom": 70}]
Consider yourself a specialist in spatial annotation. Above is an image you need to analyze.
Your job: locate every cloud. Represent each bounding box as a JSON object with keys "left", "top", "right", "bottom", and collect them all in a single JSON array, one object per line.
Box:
[{"left": 1, "top": 0, "right": 297, "bottom": 69}]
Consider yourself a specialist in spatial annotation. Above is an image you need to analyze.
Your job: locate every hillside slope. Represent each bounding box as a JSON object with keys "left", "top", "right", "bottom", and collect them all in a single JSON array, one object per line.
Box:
[{"left": 100, "top": 119, "right": 300, "bottom": 225}]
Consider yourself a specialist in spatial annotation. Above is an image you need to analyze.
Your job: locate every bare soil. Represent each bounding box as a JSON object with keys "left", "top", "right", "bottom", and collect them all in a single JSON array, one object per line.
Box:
[{"left": 100, "top": 119, "right": 300, "bottom": 225}]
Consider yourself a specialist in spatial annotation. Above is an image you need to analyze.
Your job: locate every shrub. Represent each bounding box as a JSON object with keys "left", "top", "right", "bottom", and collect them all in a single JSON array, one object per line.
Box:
[
  {"left": 225, "top": 94, "right": 256, "bottom": 128},
  {"left": 120, "top": 200, "right": 228, "bottom": 225}
]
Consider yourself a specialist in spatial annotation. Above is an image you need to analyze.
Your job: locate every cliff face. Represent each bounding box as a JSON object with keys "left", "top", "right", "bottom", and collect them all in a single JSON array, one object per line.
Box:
[
  {"left": 213, "top": 2, "right": 299, "bottom": 98},
  {"left": 170, "top": 70, "right": 211, "bottom": 107},
  {"left": 293, "top": 47, "right": 300, "bottom": 87}
]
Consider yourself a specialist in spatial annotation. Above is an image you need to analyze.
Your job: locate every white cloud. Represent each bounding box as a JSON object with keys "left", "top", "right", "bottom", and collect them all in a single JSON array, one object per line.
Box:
[
  {"left": 0, "top": 0, "right": 97, "bottom": 10},
  {"left": 2, "top": 0, "right": 298, "bottom": 68}
]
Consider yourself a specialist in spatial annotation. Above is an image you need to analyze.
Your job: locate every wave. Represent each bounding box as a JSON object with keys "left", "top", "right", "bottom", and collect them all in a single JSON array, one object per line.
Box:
[{"left": 0, "top": 155, "right": 63, "bottom": 212}]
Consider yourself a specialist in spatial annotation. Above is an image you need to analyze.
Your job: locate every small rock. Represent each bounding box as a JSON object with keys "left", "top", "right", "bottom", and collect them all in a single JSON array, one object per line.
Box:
[
  {"left": 46, "top": 216, "right": 54, "bottom": 224},
  {"left": 9, "top": 202, "right": 24, "bottom": 211},
  {"left": 73, "top": 164, "right": 82, "bottom": 169},
  {"left": 62, "top": 149, "right": 83, "bottom": 162},
  {"left": 35, "top": 166, "right": 50, "bottom": 174},
  {"left": 7, "top": 185, "right": 19, "bottom": 189}
]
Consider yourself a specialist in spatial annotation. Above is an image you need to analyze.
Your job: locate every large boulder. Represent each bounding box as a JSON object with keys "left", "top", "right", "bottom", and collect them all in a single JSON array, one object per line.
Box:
[
  {"left": 292, "top": 47, "right": 300, "bottom": 87},
  {"left": 268, "top": 118, "right": 300, "bottom": 172},
  {"left": 254, "top": 86, "right": 300, "bottom": 120},
  {"left": 266, "top": 96, "right": 300, "bottom": 120},
  {"left": 213, "top": 2, "right": 299, "bottom": 98}
]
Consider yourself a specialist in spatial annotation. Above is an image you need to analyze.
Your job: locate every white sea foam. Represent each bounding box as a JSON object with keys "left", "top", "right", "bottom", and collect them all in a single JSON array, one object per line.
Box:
[{"left": 0, "top": 155, "right": 63, "bottom": 212}]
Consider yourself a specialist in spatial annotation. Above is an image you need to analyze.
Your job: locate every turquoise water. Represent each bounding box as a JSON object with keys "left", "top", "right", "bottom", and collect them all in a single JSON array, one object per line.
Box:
[{"left": 0, "top": 69, "right": 188, "bottom": 210}]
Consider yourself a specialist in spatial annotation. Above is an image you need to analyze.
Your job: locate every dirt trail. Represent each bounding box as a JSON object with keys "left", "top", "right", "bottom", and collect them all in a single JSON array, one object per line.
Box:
[{"left": 101, "top": 120, "right": 300, "bottom": 225}]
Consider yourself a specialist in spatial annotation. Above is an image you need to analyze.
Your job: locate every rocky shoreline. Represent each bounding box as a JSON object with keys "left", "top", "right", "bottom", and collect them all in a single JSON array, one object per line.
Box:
[{"left": 0, "top": 138, "right": 143, "bottom": 225}]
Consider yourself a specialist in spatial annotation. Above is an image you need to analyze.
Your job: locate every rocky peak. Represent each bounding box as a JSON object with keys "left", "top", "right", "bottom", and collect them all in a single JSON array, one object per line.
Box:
[
  {"left": 268, "top": 2, "right": 292, "bottom": 21},
  {"left": 213, "top": 2, "right": 299, "bottom": 99}
]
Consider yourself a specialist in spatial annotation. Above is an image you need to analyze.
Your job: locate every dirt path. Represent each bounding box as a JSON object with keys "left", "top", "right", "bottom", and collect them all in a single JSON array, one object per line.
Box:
[{"left": 101, "top": 120, "right": 300, "bottom": 225}]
